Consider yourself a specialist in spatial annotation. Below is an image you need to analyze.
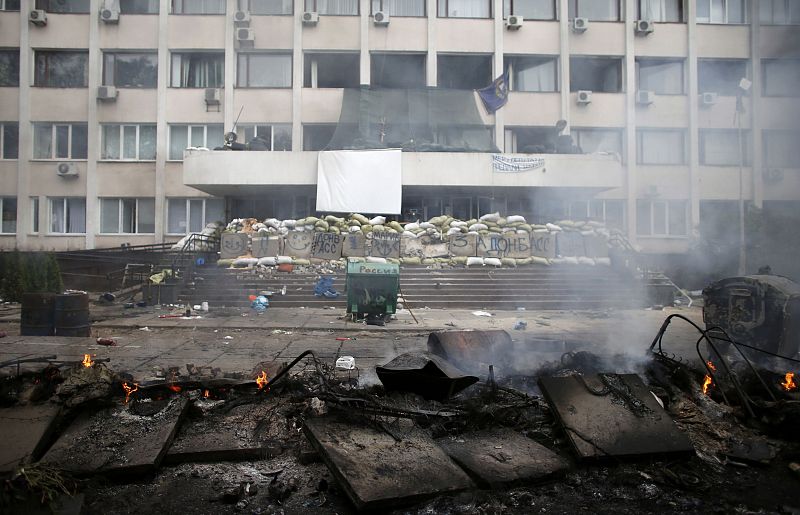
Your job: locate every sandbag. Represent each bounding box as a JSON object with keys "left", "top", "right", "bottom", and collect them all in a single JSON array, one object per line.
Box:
[
  {"left": 484, "top": 257, "right": 502, "bottom": 267},
  {"left": 507, "top": 215, "right": 526, "bottom": 224},
  {"left": 466, "top": 257, "right": 484, "bottom": 267},
  {"left": 369, "top": 216, "right": 386, "bottom": 225},
  {"left": 532, "top": 256, "right": 550, "bottom": 266},
  {"left": 276, "top": 256, "right": 293, "bottom": 264},
  {"left": 258, "top": 257, "right": 277, "bottom": 266},
  {"left": 479, "top": 212, "right": 500, "bottom": 222},
  {"left": 293, "top": 258, "right": 311, "bottom": 266},
  {"left": 233, "top": 257, "right": 258, "bottom": 268},
  {"left": 468, "top": 223, "right": 488, "bottom": 232},
  {"left": 366, "top": 256, "right": 387, "bottom": 263},
  {"left": 404, "top": 222, "right": 420, "bottom": 231},
  {"left": 501, "top": 258, "right": 516, "bottom": 267},
  {"left": 578, "top": 257, "right": 596, "bottom": 266},
  {"left": 351, "top": 213, "right": 369, "bottom": 225},
  {"left": 401, "top": 257, "right": 422, "bottom": 265}
]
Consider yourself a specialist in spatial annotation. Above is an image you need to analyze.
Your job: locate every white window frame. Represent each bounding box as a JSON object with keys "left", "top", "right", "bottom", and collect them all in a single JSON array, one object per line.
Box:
[
  {"left": 636, "top": 58, "right": 685, "bottom": 95},
  {"left": 30, "top": 196, "right": 39, "bottom": 234},
  {"left": 0, "top": 196, "right": 16, "bottom": 234},
  {"left": 0, "top": 49, "right": 19, "bottom": 87},
  {"left": 760, "top": 0, "right": 800, "bottom": 25},
  {"left": 166, "top": 198, "right": 224, "bottom": 235},
  {"left": 170, "top": 52, "right": 225, "bottom": 88},
  {"left": 32, "top": 123, "right": 88, "bottom": 160},
  {"left": 636, "top": 199, "right": 688, "bottom": 237},
  {"left": 48, "top": 197, "right": 86, "bottom": 235},
  {"left": 236, "top": 53, "right": 293, "bottom": 88},
  {"left": 572, "top": 127, "right": 624, "bottom": 156},
  {"left": 762, "top": 59, "right": 800, "bottom": 97},
  {"left": 238, "top": 0, "right": 293, "bottom": 14},
  {"left": 567, "top": 199, "right": 625, "bottom": 227},
  {"left": 1, "top": 1, "right": 22, "bottom": 11},
  {"left": 102, "top": 51, "right": 158, "bottom": 89},
  {"left": 699, "top": 129, "right": 751, "bottom": 166},
  {"left": 168, "top": 124, "right": 223, "bottom": 161},
  {"left": 0, "top": 122, "right": 18, "bottom": 160},
  {"left": 637, "top": 0, "right": 683, "bottom": 22},
  {"left": 171, "top": 0, "right": 226, "bottom": 14},
  {"left": 696, "top": 0, "right": 749, "bottom": 24},
  {"left": 119, "top": 0, "right": 160, "bottom": 14},
  {"left": 568, "top": 0, "right": 620, "bottom": 21},
  {"left": 99, "top": 198, "right": 155, "bottom": 234},
  {"left": 235, "top": 124, "right": 292, "bottom": 150},
  {"left": 101, "top": 124, "right": 157, "bottom": 161},
  {"left": 636, "top": 128, "right": 687, "bottom": 165},
  {"left": 763, "top": 129, "right": 800, "bottom": 168},
  {"left": 371, "top": 0, "right": 426, "bottom": 16},
  {"left": 304, "top": 0, "right": 359, "bottom": 15},
  {"left": 508, "top": 55, "right": 559, "bottom": 93}
]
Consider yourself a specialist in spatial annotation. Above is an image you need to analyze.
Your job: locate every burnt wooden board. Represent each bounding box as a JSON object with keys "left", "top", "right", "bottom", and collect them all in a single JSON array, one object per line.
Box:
[
  {"left": 0, "top": 404, "right": 62, "bottom": 472},
  {"left": 539, "top": 374, "right": 693, "bottom": 460},
  {"left": 303, "top": 416, "right": 473, "bottom": 512},
  {"left": 164, "top": 431, "right": 276, "bottom": 465},
  {"left": 40, "top": 397, "right": 189, "bottom": 476},
  {"left": 437, "top": 428, "right": 569, "bottom": 488}
]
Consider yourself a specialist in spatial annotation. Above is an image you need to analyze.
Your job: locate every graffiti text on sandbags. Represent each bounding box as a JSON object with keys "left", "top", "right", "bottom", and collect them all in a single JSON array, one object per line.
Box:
[{"left": 477, "top": 234, "right": 531, "bottom": 259}]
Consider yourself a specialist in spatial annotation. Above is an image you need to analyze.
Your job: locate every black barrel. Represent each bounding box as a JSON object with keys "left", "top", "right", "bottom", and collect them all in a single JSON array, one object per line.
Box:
[
  {"left": 20, "top": 292, "right": 56, "bottom": 336},
  {"left": 54, "top": 292, "right": 91, "bottom": 337}
]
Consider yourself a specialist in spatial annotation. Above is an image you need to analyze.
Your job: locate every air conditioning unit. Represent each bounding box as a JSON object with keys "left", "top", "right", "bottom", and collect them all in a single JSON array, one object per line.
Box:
[
  {"left": 701, "top": 92, "right": 718, "bottom": 106},
  {"left": 571, "top": 17, "right": 588, "bottom": 33},
  {"left": 507, "top": 15, "right": 523, "bottom": 30},
  {"left": 205, "top": 88, "right": 221, "bottom": 106},
  {"left": 373, "top": 11, "right": 390, "bottom": 26},
  {"left": 236, "top": 27, "right": 254, "bottom": 47},
  {"left": 634, "top": 19, "right": 654, "bottom": 35},
  {"left": 233, "top": 10, "right": 251, "bottom": 25},
  {"left": 56, "top": 162, "right": 78, "bottom": 178},
  {"left": 100, "top": 0, "right": 120, "bottom": 23},
  {"left": 97, "top": 85, "right": 118, "bottom": 101},
  {"left": 302, "top": 11, "right": 319, "bottom": 26},
  {"left": 576, "top": 90, "right": 592, "bottom": 104},
  {"left": 765, "top": 168, "right": 784, "bottom": 182},
  {"left": 29, "top": 9, "right": 47, "bottom": 26},
  {"left": 636, "top": 90, "right": 654, "bottom": 105}
]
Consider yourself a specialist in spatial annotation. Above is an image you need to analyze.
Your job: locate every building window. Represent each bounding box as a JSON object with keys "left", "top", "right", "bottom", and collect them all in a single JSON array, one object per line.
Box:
[
  {"left": 762, "top": 59, "right": 800, "bottom": 97},
  {"left": 49, "top": 197, "right": 86, "bottom": 234},
  {"left": 167, "top": 198, "right": 225, "bottom": 234},
  {"left": 508, "top": 56, "right": 558, "bottom": 92},
  {"left": 1, "top": 1, "right": 22, "bottom": 11},
  {"left": 371, "top": 54, "right": 426, "bottom": 88},
  {"left": 36, "top": 0, "right": 90, "bottom": 13},
  {"left": 760, "top": 0, "right": 800, "bottom": 24},
  {"left": 170, "top": 53, "right": 224, "bottom": 88},
  {"left": 103, "top": 52, "right": 158, "bottom": 88},
  {"left": 572, "top": 128, "right": 623, "bottom": 156},
  {"left": 636, "top": 199, "right": 687, "bottom": 237},
  {"left": 30, "top": 197, "right": 39, "bottom": 233},
  {"left": 120, "top": 0, "right": 159, "bottom": 13},
  {"left": 0, "top": 197, "right": 16, "bottom": 234},
  {"left": 698, "top": 59, "right": 749, "bottom": 96},
  {"left": 1, "top": 123, "right": 18, "bottom": 159},
  {"left": 568, "top": 0, "right": 619, "bottom": 21},
  {"left": 304, "top": 0, "right": 358, "bottom": 15},
  {"left": 33, "top": 123, "right": 88, "bottom": 160},
  {"left": 372, "top": 0, "right": 425, "bottom": 16},
  {"left": 303, "top": 124, "right": 336, "bottom": 151},
  {"left": 171, "top": 0, "right": 225, "bottom": 14},
  {"left": 568, "top": 199, "right": 625, "bottom": 230},
  {"left": 0, "top": 50, "right": 20, "bottom": 87},
  {"left": 304, "top": 53, "right": 359, "bottom": 88},
  {"left": 438, "top": 0, "right": 491, "bottom": 18},
  {"left": 503, "top": 0, "right": 555, "bottom": 19},
  {"left": 636, "top": 129, "right": 686, "bottom": 165},
  {"left": 237, "top": 53, "right": 292, "bottom": 88},
  {"left": 764, "top": 129, "right": 800, "bottom": 168},
  {"left": 637, "top": 0, "right": 682, "bottom": 21},
  {"left": 438, "top": 54, "right": 493, "bottom": 90},
  {"left": 700, "top": 129, "right": 751, "bottom": 166},
  {"left": 100, "top": 198, "right": 155, "bottom": 234},
  {"left": 636, "top": 58, "right": 684, "bottom": 95},
  {"left": 101, "top": 125, "right": 157, "bottom": 161},
  {"left": 696, "top": 0, "right": 748, "bottom": 24},
  {"left": 239, "top": 0, "right": 293, "bottom": 14},
  {"left": 34, "top": 51, "right": 89, "bottom": 88},
  {"left": 235, "top": 124, "right": 292, "bottom": 150},
  {"left": 169, "top": 124, "right": 224, "bottom": 160},
  {"left": 570, "top": 57, "right": 622, "bottom": 93}
]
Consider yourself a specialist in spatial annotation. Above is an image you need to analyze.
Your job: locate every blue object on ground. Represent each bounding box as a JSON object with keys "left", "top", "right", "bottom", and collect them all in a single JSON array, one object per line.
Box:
[{"left": 314, "top": 276, "right": 339, "bottom": 298}]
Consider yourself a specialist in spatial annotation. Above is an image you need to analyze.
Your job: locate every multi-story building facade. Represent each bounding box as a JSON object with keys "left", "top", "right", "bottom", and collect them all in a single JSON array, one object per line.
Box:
[{"left": 0, "top": 0, "right": 798, "bottom": 261}]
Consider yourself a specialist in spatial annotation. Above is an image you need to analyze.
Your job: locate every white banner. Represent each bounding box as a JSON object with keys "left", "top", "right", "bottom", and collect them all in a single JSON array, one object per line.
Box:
[
  {"left": 316, "top": 149, "right": 402, "bottom": 214},
  {"left": 492, "top": 154, "right": 545, "bottom": 172}
]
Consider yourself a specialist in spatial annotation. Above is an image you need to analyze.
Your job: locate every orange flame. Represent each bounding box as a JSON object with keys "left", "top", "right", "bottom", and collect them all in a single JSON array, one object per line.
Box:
[
  {"left": 203, "top": 389, "right": 210, "bottom": 398},
  {"left": 256, "top": 371, "right": 269, "bottom": 390},
  {"left": 82, "top": 354, "right": 94, "bottom": 368},
  {"left": 702, "top": 375, "right": 713, "bottom": 395},
  {"left": 122, "top": 382, "right": 138, "bottom": 404},
  {"left": 168, "top": 385, "right": 182, "bottom": 393},
  {"left": 781, "top": 372, "right": 797, "bottom": 391},
  {"left": 707, "top": 360, "right": 717, "bottom": 372}
]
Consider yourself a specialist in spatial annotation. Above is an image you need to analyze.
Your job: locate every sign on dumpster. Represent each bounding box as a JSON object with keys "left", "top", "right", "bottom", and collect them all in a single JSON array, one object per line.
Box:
[
  {"left": 284, "top": 231, "right": 313, "bottom": 258},
  {"left": 369, "top": 232, "right": 401, "bottom": 259},
  {"left": 477, "top": 233, "right": 531, "bottom": 259},
  {"left": 342, "top": 232, "right": 366, "bottom": 257},
  {"left": 220, "top": 233, "right": 249, "bottom": 259},
  {"left": 556, "top": 232, "right": 586, "bottom": 257},
  {"left": 531, "top": 232, "right": 556, "bottom": 260},
  {"left": 449, "top": 233, "right": 478, "bottom": 257},
  {"left": 402, "top": 234, "right": 449, "bottom": 258},
  {"left": 252, "top": 236, "right": 282, "bottom": 258},
  {"left": 311, "top": 232, "right": 344, "bottom": 260}
]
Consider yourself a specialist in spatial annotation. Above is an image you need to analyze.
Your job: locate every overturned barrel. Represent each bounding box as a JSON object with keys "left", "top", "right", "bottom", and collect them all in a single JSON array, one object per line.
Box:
[
  {"left": 54, "top": 292, "right": 91, "bottom": 337},
  {"left": 20, "top": 292, "right": 56, "bottom": 336}
]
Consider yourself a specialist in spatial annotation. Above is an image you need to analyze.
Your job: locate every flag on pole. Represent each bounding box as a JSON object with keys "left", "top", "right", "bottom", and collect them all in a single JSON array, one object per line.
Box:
[{"left": 477, "top": 68, "right": 510, "bottom": 114}]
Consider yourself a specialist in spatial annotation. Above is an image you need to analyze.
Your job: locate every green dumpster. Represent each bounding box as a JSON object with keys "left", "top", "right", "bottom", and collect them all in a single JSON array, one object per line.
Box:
[{"left": 346, "top": 261, "right": 400, "bottom": 318}]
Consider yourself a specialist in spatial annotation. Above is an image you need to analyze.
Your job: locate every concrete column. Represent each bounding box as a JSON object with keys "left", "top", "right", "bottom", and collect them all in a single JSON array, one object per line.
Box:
[
  {"left": 750, "top": 0, "right": 763, "bottom": 208},
  {"left": 687, "top": 0, "right": 700, "bottom": 234},
  {"left": 292, "top": 0, "right": 303, "bottom": 150},
  {"left": 85, "top": 0, "right": 101, "bottom": 249},
  {"left": 360, "top": 0, "right": 370, "bottom": 85},
  {"left": 493, "top": 0, "right": 504, "bottom": 149},
  {"left": 426, "top": 0, "right": 436, "bottom": 86},
  {"left": 15, "top": 5, "right": 31, "bottom": 248},
  {"left": 624, "top": 0, "right": 637, "bottom": 244},
  {"left": 224, "top": 0, "right": 236, "bottom": 131},
  {"left": 155, "top": 0, "right": 169, "bottom": 242},
  {"left": 558, "top": 0, "right": 569, "bottom": 134}
]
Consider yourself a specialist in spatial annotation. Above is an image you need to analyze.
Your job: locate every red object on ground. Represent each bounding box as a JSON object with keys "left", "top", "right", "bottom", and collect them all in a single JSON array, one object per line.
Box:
[
  {"left": 248, "top": 294, "right": 257, "bottom": 301},
  {"left": 157, "top": 314, "right": 183, "bottom": 319},
  {"left": 335, "top": 337, "right": 351, "bottom": 341},
  {"left": 96, "top": 337, "right": 117, "bottom": 346},
  {"left": 277, "top": 263, "right": 294, "bottom": 273}
]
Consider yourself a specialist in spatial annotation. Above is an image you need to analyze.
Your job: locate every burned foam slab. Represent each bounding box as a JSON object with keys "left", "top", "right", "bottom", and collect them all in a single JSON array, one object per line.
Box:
[
  {"left": 40, "top": 397, "right": 189, "bottom": 476},
  {"left": 303, "top": 415, "right": 474, "bottom": 512},
  {"left": 539, "top": 373, "right": 694, "bottom": 460},
  {"left": 0, "top": 404, "right": 62, "bottom": 473},
  {"left": 437, "top": 428, "right": 569, "bottom": 489}
]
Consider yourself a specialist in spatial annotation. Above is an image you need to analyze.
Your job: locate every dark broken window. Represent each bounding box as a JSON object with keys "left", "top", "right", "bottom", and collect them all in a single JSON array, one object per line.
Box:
[
  {"left": 569, "top": 56, "right": 622, "bottom": 93},
  {"left": 303, "top": 124, "right": 336, "bottom": 150},
  {"left": 698, "top": 59, "right": 749, "bottom": 96},
  {"left": 0, "top": 49, "right": 19, "bottom": 87},
  {"left": 34, "top": 51, "right": 89, "bottom": 88},
  {"left": 437, "top": 54, "right": 493, "bottom": 90},
  {"left": 371, "top": 54, "right": 426, "bottom": 88},
  {"left": 304, "top": 53, "right": 360, "bottom": 88}
]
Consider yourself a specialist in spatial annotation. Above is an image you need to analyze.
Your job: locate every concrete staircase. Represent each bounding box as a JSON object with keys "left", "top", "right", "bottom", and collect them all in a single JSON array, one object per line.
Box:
[{"left": 178, "top": 265, "right": 647, "bottom": 311}]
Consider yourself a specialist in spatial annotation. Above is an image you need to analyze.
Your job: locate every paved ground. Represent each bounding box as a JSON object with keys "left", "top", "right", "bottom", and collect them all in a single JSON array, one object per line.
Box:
[{"left": 0, "top": 303, "right": 707, "bottom": 384}]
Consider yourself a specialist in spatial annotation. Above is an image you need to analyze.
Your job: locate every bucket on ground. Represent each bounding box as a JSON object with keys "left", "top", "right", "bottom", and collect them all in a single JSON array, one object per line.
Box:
[
  {"left": 54, "top": 292, "right": 91, "bottom": 337},
  {"left": 20, "top": 292, "right": 56, "bottom": 336}
]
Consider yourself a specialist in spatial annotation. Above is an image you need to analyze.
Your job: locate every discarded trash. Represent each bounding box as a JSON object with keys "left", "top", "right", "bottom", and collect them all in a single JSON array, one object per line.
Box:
[
  {"left": 201, "top": 301, "right": 209, "bottom": 312},
  {"left": 192, "top": 305, "right": 201, "bottom": 310},
  {"left": 251, "top": 295, "right": 269, "bottom": 312},
  {"left": 138, "top": 326, "right": 151, "bottom": 332},
  {"left": 136, "top": 301, "right": 147, "bottom": 308},
  {"left": 272, "top": 329, "right": 293, "bottom": 335},
  {"left": 335, "top": 337, "right": 355, "bottom": 341},
  {"left": 124, "top": 302, "right": 134, "bottom": 309},
  {"left": 96, "top": 337, "right": 116, "bottom": 346},
  {"left": 335, "top": 356, "right": 356, "bottom": 370},
  {"left": 513, "top": 320, "right": 527, "bottom": 330},
  {"left": 224, "top": 336, "right": 233, "bottom": 340},
  {"left": 100, "top": 292, "right": 116, "bottom": 302},
  {"left": 281, "top": 286, "right": 287, "bottom": 296},
  {"left": 314, "top": 276, "right": 339, "bottom": 298},
  {"left": 376, "top": 352, "right": 479, "bottom": 401},
  {"left": 472, "top": 311, "right": 493, "bottom": 317}
]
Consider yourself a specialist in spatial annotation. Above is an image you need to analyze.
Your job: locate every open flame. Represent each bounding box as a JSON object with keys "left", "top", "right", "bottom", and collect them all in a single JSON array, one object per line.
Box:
[
  {"left": 702, "top": 375, "right": 713, "bottom": 395},
  {"left": 168, "top": 385, "right": 182, "bottom": 393},
  {"left": 203, "top": 389, "right": 210, "bottom": 399},
  {"left": 256, "top": 370, "right": 269, "bottom": 391},
  {"left": 82, "top": 354, "right": 94, "bottom": 368},
  {"left": 122, "top": 382, "right": 139, "bottom": 404},
  {"left": 781, "top": 372, "right": 797, "bottom": 391}
]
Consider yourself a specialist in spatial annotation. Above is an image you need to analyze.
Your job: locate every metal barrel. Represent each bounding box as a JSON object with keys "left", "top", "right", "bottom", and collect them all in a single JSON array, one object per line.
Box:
[
  {"left": 54, "top": 292, "right": 91, "bottom": 337},
  {"left": 20, "top": 292, "right": 56, "bottom": 336}
]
